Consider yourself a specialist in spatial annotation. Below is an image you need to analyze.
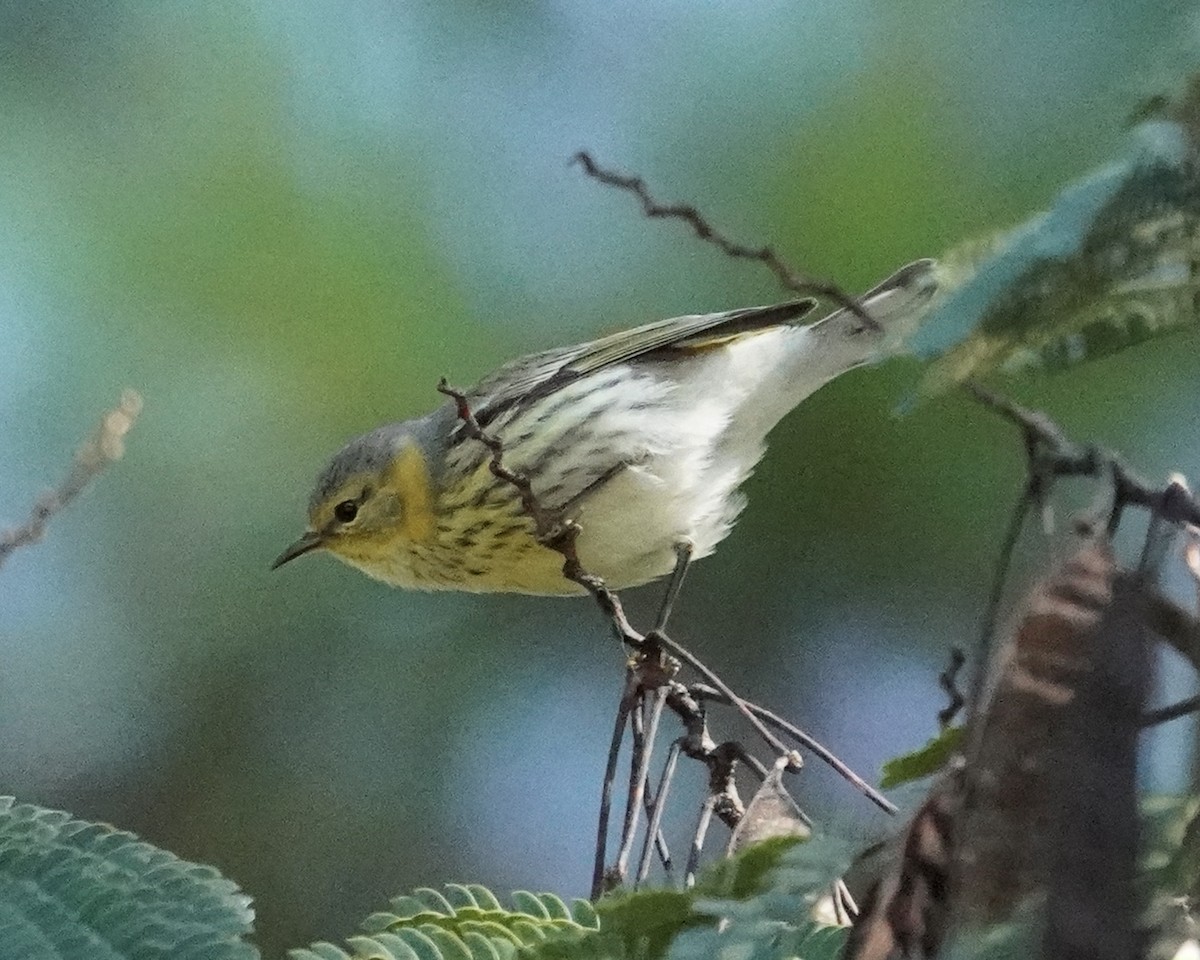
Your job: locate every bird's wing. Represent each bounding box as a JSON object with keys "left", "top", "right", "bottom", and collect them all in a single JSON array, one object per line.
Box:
[
  {"left": 467, "top": 297, "right": 816, "bottom": 420},
  {"left": 562, "top": 297, "right": 817, "bottom": 374}
]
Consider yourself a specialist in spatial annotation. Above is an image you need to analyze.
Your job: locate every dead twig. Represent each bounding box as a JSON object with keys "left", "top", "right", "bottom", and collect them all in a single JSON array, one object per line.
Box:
[
  {"left": 1185, "top": 524, "right": 1200, "bottom": 614},
  {"left": 938, "top": 647, "right": 966, "bottom": 729},
  {"left": 593, "top": 670, "right": 642, "bottom": 898},
  {"left": 965, "top": 381, "right": 1200, "bottom": 720},
  {"left": 0, "top": 389, "right": 143, "bottom": 571},
  {"left": 1142, "top": 694, "right": 1200, "bottom": 727},
  {"left": 571, "top": 151, "right": 879, "bottom": 331},
  {"left": 685, "top": 741, "right": 745, "bottom": 887},
  {"left": 648, "top": 629, "right": 803, "bottom": 772},
  {"left": 967, "top": 383, "right": 1200, "bottom": 529},
  {"left": 636, "top": 737, "right": 682, "bottom": 885},
  {"left": 687, "top": 683, "right": 896, "bottom": 815},
  {"left": 437, "top": 379, "right": 564, "bottom": 542}
]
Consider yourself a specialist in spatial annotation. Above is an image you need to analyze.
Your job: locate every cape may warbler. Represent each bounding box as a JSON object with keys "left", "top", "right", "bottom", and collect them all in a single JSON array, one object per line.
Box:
[{"left": 274, "top": 259, "right": 938, "bottom": 594}]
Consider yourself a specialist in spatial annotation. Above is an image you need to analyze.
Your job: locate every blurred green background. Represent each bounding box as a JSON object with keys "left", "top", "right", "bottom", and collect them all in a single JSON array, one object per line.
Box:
[{"left": 2, "top": 0, "right": 1199, "bottom": 954}]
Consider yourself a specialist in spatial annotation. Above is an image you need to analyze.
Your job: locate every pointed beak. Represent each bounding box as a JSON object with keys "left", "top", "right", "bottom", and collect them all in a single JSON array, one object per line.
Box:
[{"left": 271, "top": 530, "right": 325, "bottom": 570}]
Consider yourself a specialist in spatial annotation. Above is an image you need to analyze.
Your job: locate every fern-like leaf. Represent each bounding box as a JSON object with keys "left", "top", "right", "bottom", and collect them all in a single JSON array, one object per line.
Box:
[
  {"left": 294, "top": 886, "right": 598, "bottom": 960},
  {"left": 303, "top": 838, "right": 854, "bottom": 960},
  {"left": 0, "top": 796, "right": 258, "bottom": 960}
]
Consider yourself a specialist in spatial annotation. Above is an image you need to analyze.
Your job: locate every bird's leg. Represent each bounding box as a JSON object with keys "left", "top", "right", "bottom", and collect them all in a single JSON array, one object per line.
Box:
[{"left": 653, "top": 540, "right": 694, "bottom": 634}]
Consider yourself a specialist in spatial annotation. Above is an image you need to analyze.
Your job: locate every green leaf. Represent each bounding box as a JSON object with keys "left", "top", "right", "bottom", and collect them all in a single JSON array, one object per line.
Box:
[
  {"left": 464, "top": 887, "right": 503, "bottom": 912},
  {"left": 907, "top": 84, "right": 1200, "bottom": 397},
  {"left": 461, "top": 931, "right": 511, "bottom": 960},
  {"left": 0, "top": 796, "right": 258, "bottom": 960},
  {"left": 389, "top": 928, "right": 446, "bottom": 960},
  {"left": 1141, "top": 794, "right": 1200, "bottom": 897},
  {"left": 880, "top": 725, "right": 965, "bottom": 788},
  {"left": 363, "top": 934, "right": 423, "bottom": 960},
  {"left": 306, "top": 842, "right": 855, "bottom": 960},
  {"left": 666, "top": 835, "right": 855, "bottom": 960},
  {"left": 591, "top": 888, "right": 699, "bottom": 959},
  {"left": 696, "top": 836, "right": 805, "bottom": 900},
  {"left": 343, "top": 937, "right": 403, "bottom": 960},
  {"left": 566, "top": 901, "right": 597, "bottom": 930},
  {"left": 299, "top": 885, "right": 600, "bottom": 960},
  {"left": 287, "top": 945, "right": 354, "bottom": 960},
  {"left": 509, "top": 892, "right": 552, "bottom": 921}
]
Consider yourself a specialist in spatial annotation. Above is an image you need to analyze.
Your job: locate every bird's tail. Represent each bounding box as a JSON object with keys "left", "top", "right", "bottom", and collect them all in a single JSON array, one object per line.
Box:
[
  {"left": 741, "top": 258, "right": 940, "bottom": 429},
  {"left": 810, "top": 257, "right": 941, "bottom": 358},
  {"left": 715, "top": 258, "right": 940, "bottom": 462}
]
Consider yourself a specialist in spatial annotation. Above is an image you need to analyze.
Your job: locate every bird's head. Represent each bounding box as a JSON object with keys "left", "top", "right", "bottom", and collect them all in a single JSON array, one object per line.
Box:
[{"left": 272, "top": 424, "right": 437, "bottom": 575}]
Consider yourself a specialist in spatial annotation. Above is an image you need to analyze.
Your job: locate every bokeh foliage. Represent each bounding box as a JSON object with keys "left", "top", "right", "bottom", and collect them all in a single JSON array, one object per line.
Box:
[{"left": 1, "top": 1, "right": 1198, "bottom": 955}]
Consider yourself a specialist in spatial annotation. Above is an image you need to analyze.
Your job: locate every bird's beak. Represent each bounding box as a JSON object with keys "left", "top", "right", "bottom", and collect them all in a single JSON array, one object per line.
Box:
[{"left": 271, "top": 530, "right": 325, "bottom": 570}]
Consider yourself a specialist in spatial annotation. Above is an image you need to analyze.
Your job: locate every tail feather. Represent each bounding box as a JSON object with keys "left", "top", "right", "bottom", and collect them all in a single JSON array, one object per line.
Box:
[
  {"left": 814, "top": 257, "right": 940, "bottom": 351},
  {"left": 714, "top": 258, "right": 941, "bottom": 458}
]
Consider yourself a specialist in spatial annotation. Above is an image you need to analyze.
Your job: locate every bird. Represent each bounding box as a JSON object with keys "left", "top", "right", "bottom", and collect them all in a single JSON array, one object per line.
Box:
[{"left": 273, "top": 259, "right": 939, "bottom": 595}]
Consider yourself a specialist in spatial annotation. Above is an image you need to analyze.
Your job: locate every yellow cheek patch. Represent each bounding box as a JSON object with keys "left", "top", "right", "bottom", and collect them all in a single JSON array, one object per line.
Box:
[{"left": 386, "top": 443, "right": 436, "bottom": 541}]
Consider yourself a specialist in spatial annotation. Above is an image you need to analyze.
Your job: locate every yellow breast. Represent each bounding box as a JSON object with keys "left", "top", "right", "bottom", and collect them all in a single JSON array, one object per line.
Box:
[{"left": 334, "top": 451, "right": 582, "bottom": 594}]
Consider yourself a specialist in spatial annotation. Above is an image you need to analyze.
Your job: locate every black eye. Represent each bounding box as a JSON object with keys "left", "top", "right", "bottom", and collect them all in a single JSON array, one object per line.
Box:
[{"left": 333, "top": 500, "right": 359, "bottom": 523}]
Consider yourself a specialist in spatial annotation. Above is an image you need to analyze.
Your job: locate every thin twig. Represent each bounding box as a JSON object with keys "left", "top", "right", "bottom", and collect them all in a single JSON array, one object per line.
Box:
[
  {"left": 967, "top": 383, "right": 1200, "bottom": 528},
  {"left": 437, "top": 379, "right": 563, "bottom": 541},
  {"left": 637, "top": 738, "right": 682, "bottom": 885},
  {"left": 556, "top": 523, "right": 646, "bottom": 645},
  {"left": 968, "top": 488, "right": 1032, "bottom": 719},
  {"left": 832, "top": 879, "right": 859, "bottom": 926},
  {"left": 688, "top": 683, "right": 896, "bottom": 814},
  {"left": 734, "top": 743, "right": 771, "bottom": 781},
  {"left": 571, "top": 151, "right": 879, "bottom": 331},
  {"left": 615, "top": 685, "right": 670, "bottom": 882},
  {"left": 938, "top": 647, "right": 966, "bottom": 728},
  {"left": 0, "top": 390, "right": 143, "bottom": 570},
  {"left": 962, "top": 381, "right": 1200, "bottom": 720},
  {"left": 686, "top": 795, "right": 718, "bottom": 888},
  {"left": 648, "top": 630, "right": 802, "bottom": 771},
  {"left": 1142, "top": 694, "right": 1200, "bottom": 727},
  {"left": 592, "top": 671, "right": 639, "bottom": 899},
  {"left": 685, "top": 741, "right": 745, "bottom": 884},
  {"left": 623, "top": 695, "right": 649, "bottom": 858}
]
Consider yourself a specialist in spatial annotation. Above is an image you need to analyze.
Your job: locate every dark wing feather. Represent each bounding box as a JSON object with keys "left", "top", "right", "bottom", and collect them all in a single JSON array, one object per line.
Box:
[
  {"left": 467, "top": 298, "right": 816, "bottom": 423},
  {"left": 562, "top": 298, "right": 816, "bottom": 375}
]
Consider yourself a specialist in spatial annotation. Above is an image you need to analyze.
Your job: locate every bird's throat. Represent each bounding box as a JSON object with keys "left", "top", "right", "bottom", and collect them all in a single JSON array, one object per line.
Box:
[{"left": 386, "top": 443, "right": 436, "bottom": 542}]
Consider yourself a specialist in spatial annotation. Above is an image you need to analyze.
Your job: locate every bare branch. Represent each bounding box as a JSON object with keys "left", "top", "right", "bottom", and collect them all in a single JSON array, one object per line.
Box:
[
  {"left": 592, "top": 670, "right": 641, "bottom": 898},
  {"left": 964, "top": 381, "right": 1200, "bottom": 721},
  {"left": 688, "top": 683, "right": 896, "bottom": 815},
  {"left": 1185, "top": 522, "right": 1200, "bottom": 614},
  {"left": 1142, "top": 693, "right": 1200, "bottom": 727},
  {"left": 648, "top": 628, "right": 802, "bottom": 772},
  {"left": 636, "top": 738, "right": 681, "bottom": 885},
  {"left": 571, "top": 151, "right": 880, "bottom": 331},
  {"left": 937, "top": 646, "right": 966, "bottom": 729},
  {"left": 437, "top": 379, "right": 564, "bottom": 542},
  {"left": 0, "top": 389, "right": 143, "bottom": 570},
  {"left": 966, "top": 382, "right": 1200, "bottom": 529}
]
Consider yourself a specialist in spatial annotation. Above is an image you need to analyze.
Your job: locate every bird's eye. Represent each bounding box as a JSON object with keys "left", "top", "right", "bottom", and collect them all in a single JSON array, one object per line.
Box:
[{"left": 333, "top": 500, "right": 359, "bottom": 524}]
